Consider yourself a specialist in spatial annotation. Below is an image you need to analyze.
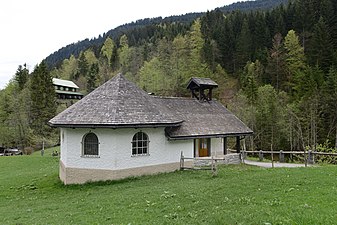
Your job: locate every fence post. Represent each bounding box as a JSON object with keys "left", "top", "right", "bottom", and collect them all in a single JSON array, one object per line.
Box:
[
  {"left": 308, "top": 150, "right": 314, "bottom": 164},
  {"left": 180, "top": 151, "right": 184, "bottom": 170},
  {"left": 211, "top": 156, "right": 217, "bottom": 176},
  {"left": 259, "top": 150, "right": 263, "bottom": 161},
  {"left": 279, "top": 150, "right": 284, "bottom": 163}
]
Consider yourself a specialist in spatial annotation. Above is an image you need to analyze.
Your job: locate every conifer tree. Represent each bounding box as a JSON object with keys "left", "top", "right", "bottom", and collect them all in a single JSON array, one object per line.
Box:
[
  {"left": 15, "top": 64, "right": 29, "bottom": 90},
  {"left": 235, "top": 18, "right": 252, "bottom": 72},
  {"left": 241, "top": 60, "right": 263, "bottom": 104},
  {"left": 321, "top": 67, "right": 337, "bottom": 148},
  {"left": 77, "top": 52, "right": 89, "bottom": 79},
  {"left": 87, "top": 63, "right": 99, "bottom": 93},
  {"left": 308, "top": 17, "right": 334, "bottom": 72},
  {"left": 30, "top": 61, "right": 56, "bottom": 137},
  {"left": 284, "top": 29, "right": 306, "bottom": 93},
  {"left": 266, "top": 33, "right": 286, "bottom": 90}
]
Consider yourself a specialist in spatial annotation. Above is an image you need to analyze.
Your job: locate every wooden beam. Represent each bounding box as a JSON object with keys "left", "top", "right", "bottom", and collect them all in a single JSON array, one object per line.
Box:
[
  {"left": 223, "top": 137, "right": 227, "bottom": 155},
  {"left": 236, "top": 136, "right": 240, "bottom": 153}
]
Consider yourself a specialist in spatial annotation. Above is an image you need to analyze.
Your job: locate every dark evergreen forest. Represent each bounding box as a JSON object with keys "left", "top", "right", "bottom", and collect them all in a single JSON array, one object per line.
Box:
[
  {"left": 1, "top": 0, "right": 336, "bottom": 155},
  {"left": 44, "top": 0, "right": 288, "bottom": 68}
]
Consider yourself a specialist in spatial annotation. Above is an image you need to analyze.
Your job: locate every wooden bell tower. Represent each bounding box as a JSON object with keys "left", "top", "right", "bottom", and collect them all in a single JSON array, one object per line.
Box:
[{"left": 187, "top": 77, "right": 218, "bottom": 102}]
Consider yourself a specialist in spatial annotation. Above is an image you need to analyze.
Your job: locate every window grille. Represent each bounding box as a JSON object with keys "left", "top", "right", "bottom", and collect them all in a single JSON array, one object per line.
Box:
[
  {"left": 132, "top": 132, "right": 149, "bottom": 156},
  {"left": 83, "top": 132, "right": 99, "bottom": 156}
]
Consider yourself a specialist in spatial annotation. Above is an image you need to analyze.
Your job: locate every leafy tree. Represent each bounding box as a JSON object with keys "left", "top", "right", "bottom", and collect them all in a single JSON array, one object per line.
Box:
[
  {"left": 118, "top": 34, "right": 131, "bottom": 74},
  {"left": 139, "top": 57, "right": 165, "bottom": 95},
  {"left": 255, "top": 85, "right": 284, "bottom": 150},
  {"left": 51, "top": 55, "right": 78, "bottom": 80},
  {"left": 100, "top": 37, "right": 115, "bottom": 66},
  {"left": 84, "top": 48, "right": 98, "bottom": 65}
]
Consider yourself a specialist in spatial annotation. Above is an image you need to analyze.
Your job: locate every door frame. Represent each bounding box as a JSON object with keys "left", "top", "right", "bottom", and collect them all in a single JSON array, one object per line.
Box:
[{"left": 194, "top": 138, "right": 211, "bottom": 157}]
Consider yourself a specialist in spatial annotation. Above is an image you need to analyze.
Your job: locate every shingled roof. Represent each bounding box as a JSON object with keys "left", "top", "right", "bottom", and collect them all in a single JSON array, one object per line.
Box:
[
  {"left": 186, "top": 77, "right": 218, "bottom": 90},
  {"left": 49, "top": 73, "right": 183, "bottom": 128},
  {"left": 49, "top": 73, "right": 253, "bottom": 138},
  {"left": 161, "top": 97, "right": 253, "bottom": 139}
]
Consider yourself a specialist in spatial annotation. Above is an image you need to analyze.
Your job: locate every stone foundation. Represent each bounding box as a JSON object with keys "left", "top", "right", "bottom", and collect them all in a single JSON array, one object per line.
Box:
[
  {"left": 59, "top": 160, "right": 192, "bottom": 185},
  {"left": 193, "top": 153, "right": 241, "bottom": 167}
]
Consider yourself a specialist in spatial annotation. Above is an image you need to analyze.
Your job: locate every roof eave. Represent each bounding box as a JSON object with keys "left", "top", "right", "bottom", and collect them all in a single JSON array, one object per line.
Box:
[
  {"left": 48, "top": 121, "right": 183, "bottom": 129},
  {"left": 166, "top": 132, "right": 254, "bottom": 140}
]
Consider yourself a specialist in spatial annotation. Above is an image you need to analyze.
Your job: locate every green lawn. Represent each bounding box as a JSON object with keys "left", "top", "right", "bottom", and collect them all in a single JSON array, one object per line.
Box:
[{"left": 1, "top": 150, "right": 337, "bottom": 224}]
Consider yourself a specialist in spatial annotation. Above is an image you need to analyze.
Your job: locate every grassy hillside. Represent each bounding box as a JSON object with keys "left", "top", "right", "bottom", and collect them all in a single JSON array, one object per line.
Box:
[{"left": 1, "top": 152, "right": 336, "bottom": 224}]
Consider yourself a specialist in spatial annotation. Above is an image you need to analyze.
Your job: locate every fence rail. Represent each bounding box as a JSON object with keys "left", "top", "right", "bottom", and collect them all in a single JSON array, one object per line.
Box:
[
  {"left": 244, "top": 150, "right": 337, "bottom": 165},
  {"left": 180, "top": 151, "right": 218, "bottom": 175},
  {"left": 245, "top": 150, "right": 337, "bottom": 156}
]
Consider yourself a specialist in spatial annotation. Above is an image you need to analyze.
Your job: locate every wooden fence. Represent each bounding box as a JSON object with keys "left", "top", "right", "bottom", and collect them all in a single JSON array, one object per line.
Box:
[
  {"left": 244, "top": 150, "right": 337, "bottom": 166},
  {"left": 180, "top": 151, "right": 218, "bottom": 175}
]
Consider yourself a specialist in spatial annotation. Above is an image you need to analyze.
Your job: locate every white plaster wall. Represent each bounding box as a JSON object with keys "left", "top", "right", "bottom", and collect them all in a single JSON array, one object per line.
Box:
[
  {"left": 60, "top": 127, "right": 193, "bottom": 170},
  {"left": 60, "top": 128, "right": 67, "bottom": 163},
  {"left": 211, "top": 138, "right": 224, "bottom": 156}
]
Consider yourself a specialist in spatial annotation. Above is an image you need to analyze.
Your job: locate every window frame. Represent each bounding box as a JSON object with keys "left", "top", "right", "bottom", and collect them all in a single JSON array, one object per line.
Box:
[
  {"left": 131, "top": 131, "right": 150, "bottom": 156},
  {"left": 82, "top": 132, "right": 100, "bottom": 158}
]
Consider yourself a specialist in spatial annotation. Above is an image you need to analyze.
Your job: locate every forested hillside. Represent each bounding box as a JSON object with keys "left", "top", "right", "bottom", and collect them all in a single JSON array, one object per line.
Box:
[
  {"left": 1, "top": 0, "right": 336, "bottom": 154},
  {"left": 218, "top": 0, "right": 289, "bottom": 12},
  {"left": 44, "top": 0, "right": 288, "bottom": 68}
]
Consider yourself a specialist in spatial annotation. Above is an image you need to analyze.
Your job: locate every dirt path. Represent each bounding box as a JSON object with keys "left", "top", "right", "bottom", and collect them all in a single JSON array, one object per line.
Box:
[{"left": 244, "top": 160, "right": 312, "bottom": 168}]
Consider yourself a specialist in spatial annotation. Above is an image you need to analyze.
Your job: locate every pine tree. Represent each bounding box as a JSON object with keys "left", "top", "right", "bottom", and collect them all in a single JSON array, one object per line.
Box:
[
  {"left": 284, "top": 29, "right": 307, "bottom": 93},
  {"left": 308, "top": 17, "right": 334, "bottom": 72},
  {"left": 241, "top": 60, "right": 263, "bottom": 104},
  {"left": 265, "top": 33, "right": 286, "bottom": 90},
  {"left": 234, "top": 18, "right": 252, "bottom": 72},
  {"left": 15, "top": 64, "right": 29, "bottom": 90},
  {"left": 77, "top": 52, "right": 89, "bottom": 78},
  {"left": 30, "top": 61, "right": 56, "bottom": 137},
  {"left": 321, "top": 67, "right": 337, "bottom": 148},
  {"left": 87, "top": 63, "right": 99, "bottom": 93}
]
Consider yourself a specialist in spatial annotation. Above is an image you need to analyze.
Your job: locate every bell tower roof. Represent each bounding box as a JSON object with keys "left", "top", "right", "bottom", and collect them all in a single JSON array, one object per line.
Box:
[{"left": 187, "top": 77, "right": 218, "bottom": 102}]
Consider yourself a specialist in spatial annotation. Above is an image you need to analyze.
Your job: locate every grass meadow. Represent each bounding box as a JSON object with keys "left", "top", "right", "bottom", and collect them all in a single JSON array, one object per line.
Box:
[{"left": 1, "top": 147, "right": 337, "bottom": 224}]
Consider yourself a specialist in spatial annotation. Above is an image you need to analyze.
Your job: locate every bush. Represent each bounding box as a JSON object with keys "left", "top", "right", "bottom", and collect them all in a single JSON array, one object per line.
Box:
[
  {"left": 23, "top": 146, "right": 34, "bottom": 155},
  {"left": 315, "top": 141, "right": 337, "bottom": 164}
]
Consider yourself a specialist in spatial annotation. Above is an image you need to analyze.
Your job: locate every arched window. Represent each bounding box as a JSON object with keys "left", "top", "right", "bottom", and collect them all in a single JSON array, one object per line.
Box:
[
  {"left": 82, "top": 132, "right": 99, "bottom": 156},
  {"left": 132, "top": 132, "right": 149, "bottom": 156}
]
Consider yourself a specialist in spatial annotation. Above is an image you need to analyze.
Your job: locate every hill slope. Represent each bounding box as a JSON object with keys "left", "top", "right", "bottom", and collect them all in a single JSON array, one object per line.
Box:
[{"left": 44, "top": 0, "right": 289, "bottom": 68}]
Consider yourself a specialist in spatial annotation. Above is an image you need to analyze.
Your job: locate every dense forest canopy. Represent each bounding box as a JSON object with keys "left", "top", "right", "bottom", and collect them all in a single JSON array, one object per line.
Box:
[
  {"left": 44, "top": 0, "right": 289, "bottom": 68},
  {"left": 1, "top": 0, "right": 336, "bottom": 154}
]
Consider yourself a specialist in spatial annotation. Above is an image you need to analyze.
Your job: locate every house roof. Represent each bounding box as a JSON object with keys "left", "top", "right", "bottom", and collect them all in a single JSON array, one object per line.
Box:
[
  {"left": 53, "top": 78, "right": 79, "bottom": 89},
  {"left": 159, "top": 97, "right": 253, "bottom": 139},
  {"left": 55, "top": 90, "right": 84, "bottom": 96},
  {"left": 187, "top": 77, "right": 218, "bottom": 90},
  {"left": 49, "top": 73, "right": 253, "bottom": 138},
  {"left": 49, "top": 73, "right": 183, "bottom": 128}
]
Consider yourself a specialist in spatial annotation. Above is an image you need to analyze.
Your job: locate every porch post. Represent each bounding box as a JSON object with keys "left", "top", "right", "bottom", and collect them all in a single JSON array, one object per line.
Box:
[
  {"left": 223, "top": 137, "right": 227, "bottom": 155},
  {"left": 236, "top": 136, "right": 240, "bottom": 153}
]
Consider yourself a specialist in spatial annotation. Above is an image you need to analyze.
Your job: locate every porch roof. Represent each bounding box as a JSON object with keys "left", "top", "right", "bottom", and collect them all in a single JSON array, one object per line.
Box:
[{"left": 158, "top": 97, "right": 253, "bottom": 140}]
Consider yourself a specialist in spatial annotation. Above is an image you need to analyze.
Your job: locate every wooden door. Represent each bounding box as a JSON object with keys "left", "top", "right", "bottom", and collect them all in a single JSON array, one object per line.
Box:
[{"left": 198, "top": 138, "right": 210, "bottom": 157}]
